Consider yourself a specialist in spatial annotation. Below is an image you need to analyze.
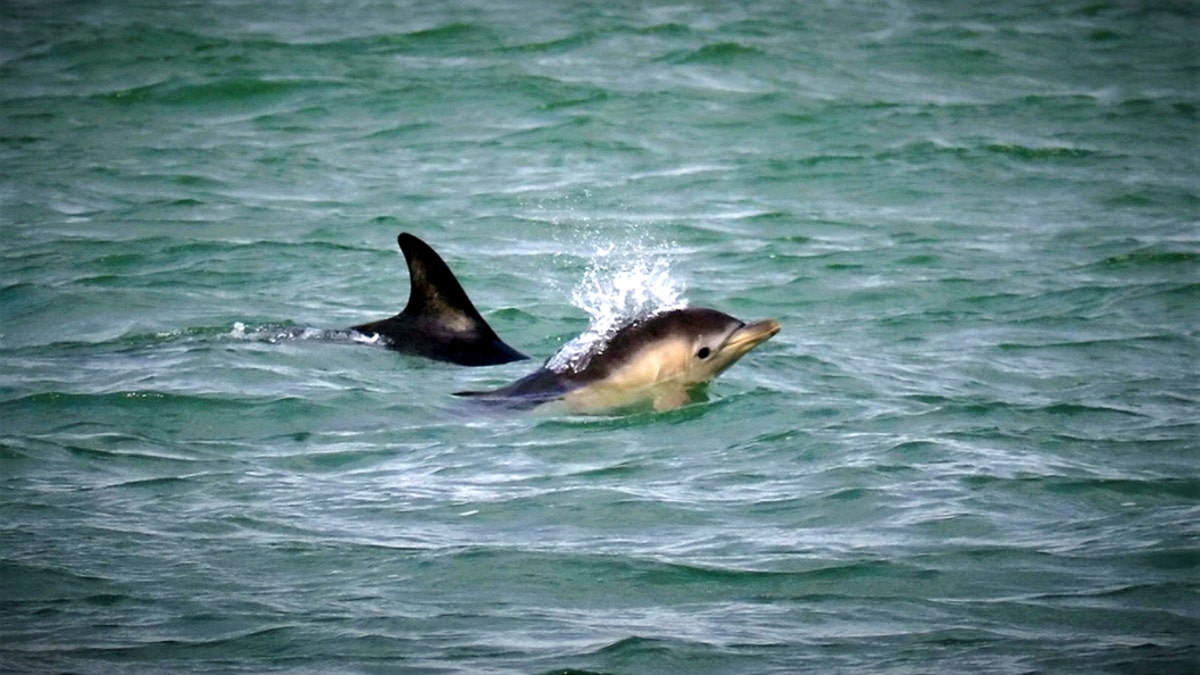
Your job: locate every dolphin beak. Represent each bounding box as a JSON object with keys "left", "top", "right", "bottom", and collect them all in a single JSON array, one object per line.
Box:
[{"left": 723, "top": 319, "right": 781, "bottom": 354}]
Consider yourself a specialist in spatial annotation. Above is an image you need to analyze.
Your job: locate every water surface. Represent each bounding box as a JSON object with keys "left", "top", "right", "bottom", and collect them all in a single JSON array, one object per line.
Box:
[{"left": 2, "top": 1, "right": 1197, "bottom": 672}]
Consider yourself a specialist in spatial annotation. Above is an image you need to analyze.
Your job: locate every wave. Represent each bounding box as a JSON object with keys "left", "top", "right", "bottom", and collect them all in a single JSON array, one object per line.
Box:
[
  {"left": 662, "top": 42, "right": 771, "bottom": 66},
  {"left": 101, "top": 76, "right": 338, "bottom": 107}
]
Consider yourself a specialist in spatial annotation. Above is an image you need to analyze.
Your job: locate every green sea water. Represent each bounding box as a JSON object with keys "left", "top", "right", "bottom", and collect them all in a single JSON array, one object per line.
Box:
[{"left": 2, "top": 1, "right": 1197, "bottom": 672}]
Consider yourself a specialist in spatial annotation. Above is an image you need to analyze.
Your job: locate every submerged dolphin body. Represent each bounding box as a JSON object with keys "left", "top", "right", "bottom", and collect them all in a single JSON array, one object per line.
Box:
[
  {"left": 457, "top": 308, "right": 780, "bottom": 413},
  {"left": 351, "top": 233, "right": 528, "bottom": 366}
]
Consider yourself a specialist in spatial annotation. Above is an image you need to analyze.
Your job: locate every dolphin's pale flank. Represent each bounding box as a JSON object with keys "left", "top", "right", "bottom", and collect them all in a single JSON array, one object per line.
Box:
[
  {"left": 351, "top": 233, "right": 528, "bottom": 366},
  {"left": 457, "top": 307, "right": 780, "bottom": 413}
]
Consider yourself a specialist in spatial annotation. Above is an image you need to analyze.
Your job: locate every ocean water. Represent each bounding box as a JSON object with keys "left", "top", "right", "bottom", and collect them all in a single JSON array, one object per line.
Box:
[{"left": 2, "top": 0, "right": 1198, "bottom": 672}]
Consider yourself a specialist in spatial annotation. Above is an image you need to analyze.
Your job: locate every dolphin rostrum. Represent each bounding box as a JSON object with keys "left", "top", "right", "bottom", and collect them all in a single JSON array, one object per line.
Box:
[
  {"left": 457, "top": 307, "right": 780, "bottom": 413},
  {"left": 350, "top": 233, "right": 528, "bottom": 366}
]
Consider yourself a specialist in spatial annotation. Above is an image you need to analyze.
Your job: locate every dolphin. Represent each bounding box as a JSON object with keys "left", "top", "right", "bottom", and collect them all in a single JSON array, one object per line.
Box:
[
  {"left": 456, "top": 307, "right": 780, "bottom": 413},
  {"left": 350, "top": 233, "right": 528, "bottom": 366}
]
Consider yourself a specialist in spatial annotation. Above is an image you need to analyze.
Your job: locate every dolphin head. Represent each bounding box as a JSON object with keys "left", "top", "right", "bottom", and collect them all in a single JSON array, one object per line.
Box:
[
  {"left": 683, "top": 310, "right": 782, "bottom": 384},
  {"left": 612, "top": 307, "right": 780, "bottom": 385}
]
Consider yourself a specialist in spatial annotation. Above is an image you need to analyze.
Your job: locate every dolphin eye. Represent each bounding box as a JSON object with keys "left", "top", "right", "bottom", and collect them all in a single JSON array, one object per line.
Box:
[{"left": 696, "top": 347, "right": 711, "bottom": 360}]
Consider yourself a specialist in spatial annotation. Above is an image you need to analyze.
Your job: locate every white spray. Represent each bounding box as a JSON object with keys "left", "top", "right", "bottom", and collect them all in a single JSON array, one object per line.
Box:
[{"left": 546, "top": 236, "right": 687, "bottom": 374}]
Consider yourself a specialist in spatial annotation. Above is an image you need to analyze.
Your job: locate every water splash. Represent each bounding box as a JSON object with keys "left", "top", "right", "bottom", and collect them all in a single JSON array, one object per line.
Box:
[
  {"left": 228, "top": 322, "right": 341, "bottom": 343},
  {"left": 546, "top": 238, "right": 687, "bottom": 374}
]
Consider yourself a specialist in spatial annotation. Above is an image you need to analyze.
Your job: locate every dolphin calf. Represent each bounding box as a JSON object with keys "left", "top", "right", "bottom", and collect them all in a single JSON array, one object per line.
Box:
[
  {"left": 457, "top": 307, "right": 780, "bottom": 413},
  {"left": 350, "top": 233, "right": 528, "bottom": 366}
]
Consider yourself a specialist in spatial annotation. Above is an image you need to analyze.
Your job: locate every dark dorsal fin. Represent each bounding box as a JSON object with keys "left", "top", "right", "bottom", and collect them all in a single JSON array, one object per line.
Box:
[
  {"left": 397, "top": 232, "right": 490, "bottom": 331},
  {"left": 350, "top": 233, "right": 527, "bottom": 366}
]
